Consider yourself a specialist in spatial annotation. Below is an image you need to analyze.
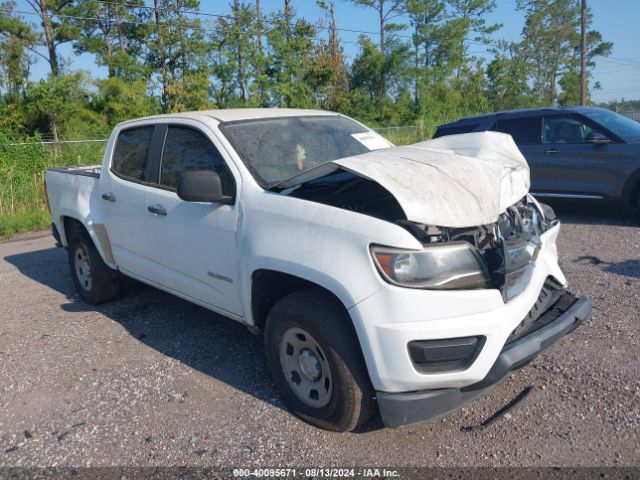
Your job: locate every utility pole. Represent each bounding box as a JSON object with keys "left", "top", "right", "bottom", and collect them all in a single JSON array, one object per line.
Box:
[{"left": 580, "top": 0, "right": 587, "bottom": 105}]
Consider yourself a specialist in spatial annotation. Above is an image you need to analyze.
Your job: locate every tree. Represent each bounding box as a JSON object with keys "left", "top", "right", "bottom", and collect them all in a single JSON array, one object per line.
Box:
[
  {"left": 349, "top": 0, "right": 406, "bottom": 102},
  {"left": 558, "top": 30, "right": 612, "bottom": 105},
  {"left": 517, "top": 0, "right": 580, "bottom": 104},
  {"left": 23, "top": 0, "right": 78, "bottom": 76},
  {"left": 24, "top": 73, "right": 101, "bottom": 140},
  {"left": 312, "top": 1, "right": 349, "bottom": 111},
  {"left": 486, "top": 42, "right": 535, "bottom": 110},
  {"left": 210, "top": 0, "right": 258, "bottom": 106},
  {"left": 0, "top": 2, "right": 39, "bottom": 100},
  {"left": 517, "top": 0, "right": 612, "bottom": 105},
  {"left": 146, "top": 0, "right": 212, "bottom": 112},
  {"left": 350, "top": 34, "right": 411, "bottom": 123},
  {"left": 69, "top": 0, "right": 147, "bottom": 80},
  {"left": 92, "top": 77, "right": 160, "bottom": 126},
  {"left": 405, "top": 0, "right": 465, "bottom": 108},
  {"left": 265, "top": 2, "right": 317, "bottom": 108}
]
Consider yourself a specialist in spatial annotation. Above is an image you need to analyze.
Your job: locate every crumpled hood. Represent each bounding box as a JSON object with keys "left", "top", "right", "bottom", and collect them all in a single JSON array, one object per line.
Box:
[{"left": 333, "top": 131, "right": 530, "bottom": 228}]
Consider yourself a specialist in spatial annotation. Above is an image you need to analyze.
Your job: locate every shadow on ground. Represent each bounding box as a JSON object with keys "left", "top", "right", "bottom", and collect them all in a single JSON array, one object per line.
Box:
[
  {"left": 573, "top": 256, "right": 640, "bottom": 279},
  {"left": 3, "top": 245, "right": 385, "bottom": 432},
  {"left": 547, "top": 202, "right": 638, "bottom": 228}
]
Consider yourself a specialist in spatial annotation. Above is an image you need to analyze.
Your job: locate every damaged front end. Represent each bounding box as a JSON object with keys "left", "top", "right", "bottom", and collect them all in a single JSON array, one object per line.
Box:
[
  {"left": 387, "top": 196, "right": 557, "bottom": 301},
  {"left": 283, "top": 132, "right": 557, "bottom": 301}
]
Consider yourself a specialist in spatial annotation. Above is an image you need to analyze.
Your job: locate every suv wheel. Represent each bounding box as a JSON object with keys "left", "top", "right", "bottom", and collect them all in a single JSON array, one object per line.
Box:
[
  {"left": 67, "top": 229, "right": 120, "bottom": 305},
  {"left": 265, "top": 290, "right": 376, "bottom": 431}
]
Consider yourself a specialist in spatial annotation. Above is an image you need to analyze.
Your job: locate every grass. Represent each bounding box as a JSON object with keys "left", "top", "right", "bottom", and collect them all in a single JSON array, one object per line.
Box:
[{"left": 0, "top": 210, "right": 51, "bottom": 239}]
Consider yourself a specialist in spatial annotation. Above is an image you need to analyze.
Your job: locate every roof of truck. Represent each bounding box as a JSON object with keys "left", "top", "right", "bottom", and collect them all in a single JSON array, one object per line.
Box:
[{"left": 119, "top": 108, "right": 339, "bottom": 126}]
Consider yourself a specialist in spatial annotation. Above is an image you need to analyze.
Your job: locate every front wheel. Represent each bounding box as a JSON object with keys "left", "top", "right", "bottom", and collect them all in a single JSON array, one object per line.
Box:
[
  {"left": 67, "top": 229, "right": 120, "bottom": 305},
  {"left": 265, "top": 290, "right": 376, "bottom": 431}
]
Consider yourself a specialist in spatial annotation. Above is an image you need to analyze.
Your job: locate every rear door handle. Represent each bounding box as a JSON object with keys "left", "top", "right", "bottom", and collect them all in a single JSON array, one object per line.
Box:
[
  {"left": 147, "top": 204, "right": 167, "bottom": 216},
  {"left": 101, "top": 192, "right": 116, "bottom": 202},
  {"left": 544, "top": 149, "right": 560, "bottom": 155}
]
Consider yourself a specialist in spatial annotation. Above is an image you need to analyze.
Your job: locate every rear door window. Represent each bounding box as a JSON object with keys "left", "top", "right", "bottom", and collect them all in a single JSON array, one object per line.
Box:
[
  {"left": 111, "top": 126, "right": 154, "bottom": 181},
  {"left": 543, "top": 115, "right": 593, "bottom": 144},
  {"left": 492, "top": 117, "right": 542, "bottom": 144},
  {"left": 159, "top": 126, "right": 235, "bottom": 195}
]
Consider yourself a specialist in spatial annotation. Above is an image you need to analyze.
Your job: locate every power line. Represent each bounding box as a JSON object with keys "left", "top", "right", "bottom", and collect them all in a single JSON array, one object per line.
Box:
[
  {"left": 96, "top": 0, "right": 401, "bottom": 39},
  {"left": 0, "top": 6, "right": 500, "bottom": 54}
]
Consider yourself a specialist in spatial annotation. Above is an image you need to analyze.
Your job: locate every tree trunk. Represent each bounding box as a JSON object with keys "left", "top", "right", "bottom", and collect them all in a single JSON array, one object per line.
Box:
[
  {"left": 579, "top": 0, "right": 587, "bottom": 105},
  {"left": 114, "top": 2, "right": 126, "bottom": 54},
  {"left": 153, "top": 0, "right": 170, "bottom": 111},
  {"left": 100, "top": 4, "right": 115, "bottom": 77},
  {"left": 234, "top": 0, "right": 247, "bottom": 102},
  {"left": 255, "top": 0, "right": 264, "bottom": 104},
  {"left": 40, "top": 0, "right": 59, "bottom": 76},
  {"left": 378, "top": 0, "right": 386, "bottom": 102}
]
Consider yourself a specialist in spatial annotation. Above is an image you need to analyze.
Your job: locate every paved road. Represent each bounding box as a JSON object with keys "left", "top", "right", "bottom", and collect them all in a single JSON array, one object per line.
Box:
[{"left": 0, "top": 206, "right": 638, "bottom": 468}]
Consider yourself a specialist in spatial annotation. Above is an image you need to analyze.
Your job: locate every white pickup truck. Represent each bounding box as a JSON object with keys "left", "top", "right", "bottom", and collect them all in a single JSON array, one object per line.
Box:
[{"left": 45, "top": 109, "right": 591, "bottom": 431}]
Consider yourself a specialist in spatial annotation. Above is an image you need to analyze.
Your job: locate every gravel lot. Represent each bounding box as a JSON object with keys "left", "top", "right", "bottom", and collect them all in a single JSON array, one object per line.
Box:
[{"left": 0, "top": 205, "right": 639, "bottom": 470}]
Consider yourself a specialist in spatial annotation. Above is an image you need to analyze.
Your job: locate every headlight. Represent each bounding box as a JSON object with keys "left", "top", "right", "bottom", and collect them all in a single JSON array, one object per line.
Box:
[{"left": 371, "top": 242, "right": 492, "bottom": 290}]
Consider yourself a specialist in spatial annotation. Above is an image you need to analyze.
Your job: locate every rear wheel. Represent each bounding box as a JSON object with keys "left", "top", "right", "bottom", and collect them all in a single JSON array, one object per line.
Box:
[
  {"left": 67, "top": 229, "right": 120, "bottom": 305},
  {"left": 265, "top": 289, "right": 376, "bottom": 432}
]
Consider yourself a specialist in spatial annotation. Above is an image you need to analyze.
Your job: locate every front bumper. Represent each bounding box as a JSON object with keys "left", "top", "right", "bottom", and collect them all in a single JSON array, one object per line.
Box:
[
  {"left": 350, "top": 223, "right": 568, "bottom": 393},
  {"left": 377, "top": 294, "right": 591, "bottom": 427}
]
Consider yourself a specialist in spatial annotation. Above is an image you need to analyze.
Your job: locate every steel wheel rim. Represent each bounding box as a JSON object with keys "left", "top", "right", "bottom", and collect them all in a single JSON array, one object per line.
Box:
[
  {"left": 279, "top": 327, "right": 333, "bottom": 408},
  {"left": 74, "top": 246, "right": 92, "bottom": 291}
]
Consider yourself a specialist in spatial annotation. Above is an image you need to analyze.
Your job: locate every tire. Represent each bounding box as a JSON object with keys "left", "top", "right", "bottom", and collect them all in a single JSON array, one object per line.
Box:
[
  {"left": 67, "top": 229, "right": 120, "bottom": 305},
  {"left": 264, "top": 289, "right": 376, "bottom": 431}
]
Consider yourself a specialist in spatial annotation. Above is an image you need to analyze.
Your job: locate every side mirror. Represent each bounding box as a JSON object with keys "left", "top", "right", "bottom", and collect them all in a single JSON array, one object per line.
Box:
[
  {"left": 585, "top": 131, "right": 612, "bottom": 144},
  {"left": 177, "top": 170, "right": 234, "bottom": 204}
]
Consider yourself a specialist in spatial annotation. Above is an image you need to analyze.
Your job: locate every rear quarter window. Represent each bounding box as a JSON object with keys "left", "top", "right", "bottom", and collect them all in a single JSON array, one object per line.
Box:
[
  {"left": 111, "top": 126, "right": 154, "bottom": 181},
  {"left": 492, "top": 117, "right": 542, "bottom": 144}
]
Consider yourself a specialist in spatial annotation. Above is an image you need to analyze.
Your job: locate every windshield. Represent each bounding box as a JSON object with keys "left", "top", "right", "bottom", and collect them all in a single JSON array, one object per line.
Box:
[
  {"left": 221, "top": 115, "right": 391, "bottom": 186},
  {"left": 582, "top": 109, "right": 640, "bottom": 142}
]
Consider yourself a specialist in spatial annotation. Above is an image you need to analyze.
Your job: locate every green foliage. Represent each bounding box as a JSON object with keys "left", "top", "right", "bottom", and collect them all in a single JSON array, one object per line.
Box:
[
  {"left": 486, "top": 44, "right": 536, "bottom": 110},
  {"left": 0, "top": 133, "right": 105, "bottom": 237},
  {"left": 0, "top": 1, "right": 38, "bottom": 100},
  {"left": 70, "top": 0, "right": 148, "bottom": 80},
  {"left": 92, "top": 77, "right": 160, "bottom": 126},
  {"left": 0, "top": 133, "right": 48, "bottom": 237},
  {"left": 265, "top": 5, "right": 318, "bottom": 108},
  {"left": 23, "top": 73, "right": 105, "bottom": 139}
]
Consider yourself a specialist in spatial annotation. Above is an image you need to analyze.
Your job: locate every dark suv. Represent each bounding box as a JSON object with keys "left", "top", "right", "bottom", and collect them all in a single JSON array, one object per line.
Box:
[{"left": 434, "top": 107, "right": 640, "bottom": 209}]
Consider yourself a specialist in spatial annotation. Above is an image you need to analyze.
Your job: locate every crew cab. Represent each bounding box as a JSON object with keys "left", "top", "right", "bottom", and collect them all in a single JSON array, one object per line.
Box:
[{"left": 45, "top": 109, "right": 591, "bottom": 431}]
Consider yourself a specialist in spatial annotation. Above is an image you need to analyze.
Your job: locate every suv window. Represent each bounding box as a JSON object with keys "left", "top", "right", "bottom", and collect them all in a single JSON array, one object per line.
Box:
[
  {"left": 543, "top": 115, "right": 593, "bottom": 144},
  {"left": 492, "top": 117, "right": 541, "bottom": 144},
  {"left": 111, "top": 126, "right": 154, "bottom": 181},
  {"left": 160, "top": 126, "right": 234, "bottom": 194}
]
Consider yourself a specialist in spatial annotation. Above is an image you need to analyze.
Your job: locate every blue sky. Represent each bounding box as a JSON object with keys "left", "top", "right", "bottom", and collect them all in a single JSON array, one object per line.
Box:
[{"left": 16, "top": 0, "right": 640, "bottom": 103}]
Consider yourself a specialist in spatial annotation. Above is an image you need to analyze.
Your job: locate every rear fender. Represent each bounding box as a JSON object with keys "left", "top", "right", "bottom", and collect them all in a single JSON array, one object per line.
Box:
[{"left": 60, "top": 212, "right": 117, "bottom": 269}]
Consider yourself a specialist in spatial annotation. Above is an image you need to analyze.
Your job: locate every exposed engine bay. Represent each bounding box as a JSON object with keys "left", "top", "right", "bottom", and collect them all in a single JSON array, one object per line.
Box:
[
  {"left": 400, "top": 196, "right": 557, "bottom": 300},
  {"left": 287, "top": 170, "right": 556, "bottom": 300}
]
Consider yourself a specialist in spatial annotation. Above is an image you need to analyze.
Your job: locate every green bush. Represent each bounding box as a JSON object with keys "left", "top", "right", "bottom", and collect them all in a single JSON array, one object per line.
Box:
[{"left": 0, "top": 134, "right": 105, "bottom": 238}]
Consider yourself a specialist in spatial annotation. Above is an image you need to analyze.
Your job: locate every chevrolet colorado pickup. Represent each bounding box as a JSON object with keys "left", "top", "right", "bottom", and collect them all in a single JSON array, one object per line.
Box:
[{"left": 45, "top": 109, "right": 591, "bottom": 431}]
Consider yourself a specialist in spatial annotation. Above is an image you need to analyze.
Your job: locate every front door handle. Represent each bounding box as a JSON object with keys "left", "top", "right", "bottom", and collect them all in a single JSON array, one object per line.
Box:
[
  {"left": 544, "top": 149, "right": 560, "bottom": 155},
  {"left": 147, "top": 204, "right": 167, "bottom": 216},
  {"left": 101, "top": 192, "right": 116, "bottom": 202}
]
